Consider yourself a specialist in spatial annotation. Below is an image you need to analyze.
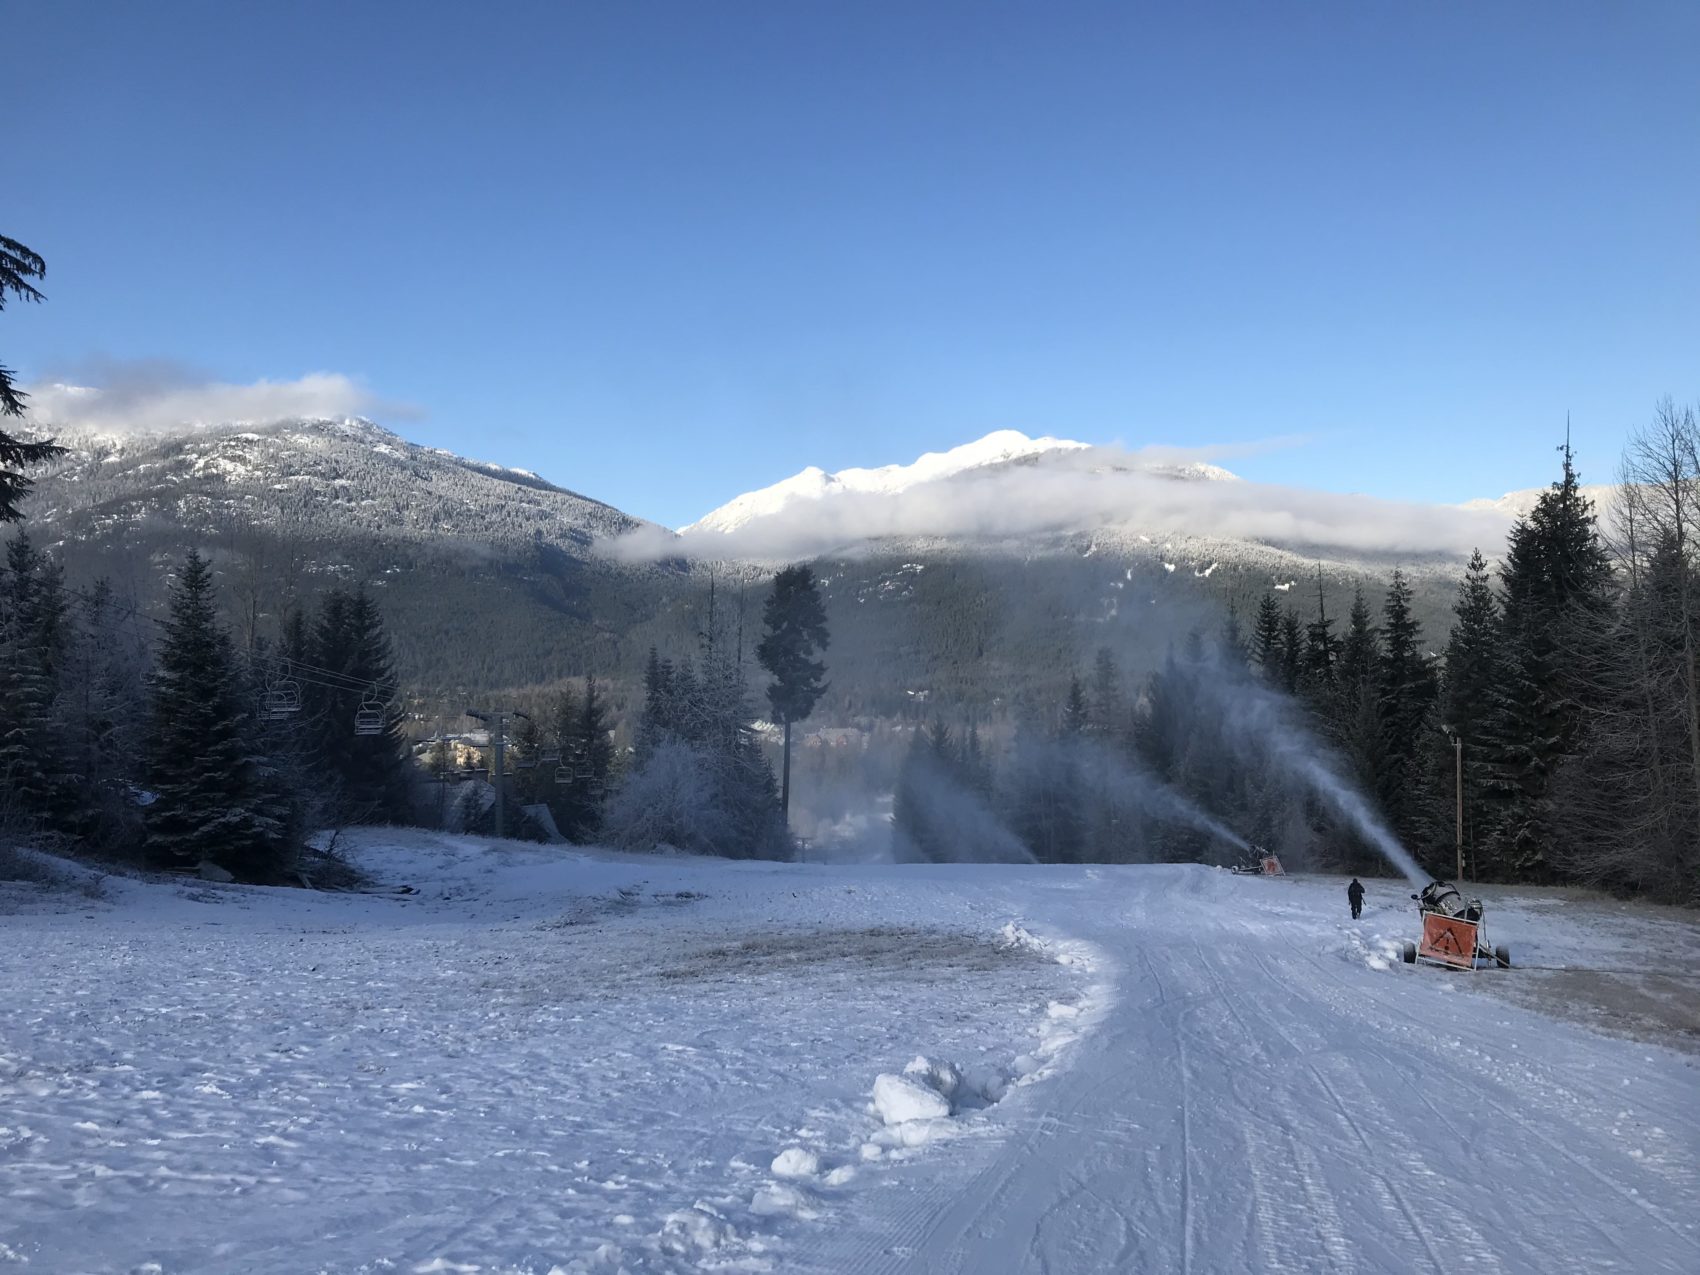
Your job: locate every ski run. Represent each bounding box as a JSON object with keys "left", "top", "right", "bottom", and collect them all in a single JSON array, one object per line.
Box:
[{"left": 2, "top": 833, "right": 1696, "bottom": 1275}]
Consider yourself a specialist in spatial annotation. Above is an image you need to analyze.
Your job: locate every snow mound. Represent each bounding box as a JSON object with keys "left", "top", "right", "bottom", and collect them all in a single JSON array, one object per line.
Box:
[
  {"left": 770, "top": 1147, "right": 820, "bottom": 1178},
  {"left": 998, "top": 921, "right": 1048, "bottom": 955},
  {"left": 657, "top": 1202, "right": 735, "bottom": 1255},
  {"left": 751, "top": 1181, "right": 819, "bottom": 1219},
  {"left": 871, "top": 1072, "right": 951, "bottom": 1125},
  {"left": 1334, "top": 928, "right": 1403, "bottom": 972}
]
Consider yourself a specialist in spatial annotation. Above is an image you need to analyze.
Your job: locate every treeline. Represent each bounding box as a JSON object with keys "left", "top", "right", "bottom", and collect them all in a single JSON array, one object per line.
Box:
[
  {"left": 0, "top": 539, "right": 412, "bottom": 879},
  {"left": 600, "top": 642, "right": 789, "bottom": 858},
  {"left": 897, "top": 411, "right": 1700, "bottom": 905},
  {"left": 496, "top": 678, "right": 616, "bottom": 843}
]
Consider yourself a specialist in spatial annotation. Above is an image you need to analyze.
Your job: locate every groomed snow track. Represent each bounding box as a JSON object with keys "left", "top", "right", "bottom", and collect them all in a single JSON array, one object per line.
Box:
[
  {"left": 3, "top": 844, "right": 1695, "bottom": 1274},
  {"left": 793, "top": 866, "right": 1700, "bottom": 1275}
]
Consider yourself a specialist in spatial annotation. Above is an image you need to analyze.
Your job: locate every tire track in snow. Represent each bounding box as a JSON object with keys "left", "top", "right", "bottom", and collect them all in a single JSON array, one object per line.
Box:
[
  {"left": 1183, "top": 944, "right": 1357, "bottom": 1274},
  {"left": 1207, "top": 939, "right": 1514, "bottom": 1275},
  {"left": 1268, "top": 921, "right": 1700, "bottom": 1268},
  {"left": 883, "top": 916, "right": 1179, "bottom": 1275}
]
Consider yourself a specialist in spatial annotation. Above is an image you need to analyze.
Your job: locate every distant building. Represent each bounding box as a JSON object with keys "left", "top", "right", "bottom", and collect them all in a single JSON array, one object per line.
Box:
[{"left": 802, "top": 727, "right": 867, "bottom": 751}]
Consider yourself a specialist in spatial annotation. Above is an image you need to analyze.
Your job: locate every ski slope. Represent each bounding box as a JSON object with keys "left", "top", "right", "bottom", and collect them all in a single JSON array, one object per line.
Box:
[{"left": 1, "top": 836, "right": 1696, "bottom": 1274}]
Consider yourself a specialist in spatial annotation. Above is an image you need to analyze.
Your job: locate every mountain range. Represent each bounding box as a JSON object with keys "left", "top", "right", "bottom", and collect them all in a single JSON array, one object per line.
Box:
[{"left": 14, "top": 415, "right": 1557, "bottom": 718}]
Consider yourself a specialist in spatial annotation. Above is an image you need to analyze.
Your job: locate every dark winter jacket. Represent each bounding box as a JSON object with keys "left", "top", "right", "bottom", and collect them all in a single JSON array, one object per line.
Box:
[{"left": 1347, "top": 880, "right": 1365, "bottom": 905}]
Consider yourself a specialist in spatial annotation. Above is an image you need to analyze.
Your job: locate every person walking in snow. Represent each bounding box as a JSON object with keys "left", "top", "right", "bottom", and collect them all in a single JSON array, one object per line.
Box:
[{"left": 1347, "top": 878, "right": 1365, "bottom": 920}]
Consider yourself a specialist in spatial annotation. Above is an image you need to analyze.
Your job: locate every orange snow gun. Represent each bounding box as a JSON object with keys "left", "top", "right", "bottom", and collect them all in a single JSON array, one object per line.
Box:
[
  {"left": 1230, "top": 846, "right": 1285, "bottom": 876},
  {"left": 1400, "top": 881, "right": 1510, "bottom": 970}
]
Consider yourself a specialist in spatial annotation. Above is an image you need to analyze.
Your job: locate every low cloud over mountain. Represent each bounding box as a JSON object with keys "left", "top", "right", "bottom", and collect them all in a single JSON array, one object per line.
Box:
[
  {"left": 609, "top": 432, "right": 1515, "bottom": 564},
  {"left": 23, "top": 362, "right": 414, "bottom": 436}
]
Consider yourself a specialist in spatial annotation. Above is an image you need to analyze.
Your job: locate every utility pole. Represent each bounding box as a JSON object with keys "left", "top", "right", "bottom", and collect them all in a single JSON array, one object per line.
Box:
[
  {"left": 1454, "top": 731, "right": 1464, "bottom": 882},
  {"left": 466, "top": 708, "right": 528, "bottom": 840},
  {"left": 1442, "top": 724, "right": 1464, "bottom": 882},
  {"left": 435, "top": 711, "right": 447, "bottom": 831}
]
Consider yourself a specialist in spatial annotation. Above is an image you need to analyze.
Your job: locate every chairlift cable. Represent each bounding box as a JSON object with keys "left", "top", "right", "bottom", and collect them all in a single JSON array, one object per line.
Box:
[{"left": 57, "top": 583, "right": 401, "bottom": 694}]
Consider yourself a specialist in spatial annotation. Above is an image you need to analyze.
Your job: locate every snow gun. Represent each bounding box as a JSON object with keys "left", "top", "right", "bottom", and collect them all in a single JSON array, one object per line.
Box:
[
  {"left": 1400, "top": 880, "right": 1510, "bottom": 970},
  {"left": 1229, "top": 844, "right": 1285, "bottom": 877}
]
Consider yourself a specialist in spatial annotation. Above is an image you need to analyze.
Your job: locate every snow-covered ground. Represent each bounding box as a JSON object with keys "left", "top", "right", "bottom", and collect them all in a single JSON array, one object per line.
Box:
[{"left": 2, "top": 837, "right": 1697, "bottom": 1275}]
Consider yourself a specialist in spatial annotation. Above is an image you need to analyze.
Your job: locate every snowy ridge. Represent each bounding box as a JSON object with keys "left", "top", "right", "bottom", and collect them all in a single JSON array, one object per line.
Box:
[
  {"left": 26, "top": 415, "right": 649, "bottom": 554},
  {"left": 1459, "top": 481, "right": 1620, "bottom": 522},
  {"left": 682, "top": 429, "right": 1093, "bottom": 534}
]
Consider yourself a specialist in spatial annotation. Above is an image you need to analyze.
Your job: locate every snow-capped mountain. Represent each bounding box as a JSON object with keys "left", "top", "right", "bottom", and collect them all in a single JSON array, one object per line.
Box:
[
  {"left": 670, "top": 428, "right": 1495, "bottom": 586},
  {"left": 1459, "top": 482, "right": 1620, "bottom": 524},
  {"left": 17, "top": 416, "right": 689, "bottom": 696},
  {"left": 11, "top": 416, "right": 1522, "bottom": 704},
  {"left": 683, "top": 430, "right": 1096, "bottom": 534},
  {"left": 28, "top": 415, "right": 648, "bottom": 553}
]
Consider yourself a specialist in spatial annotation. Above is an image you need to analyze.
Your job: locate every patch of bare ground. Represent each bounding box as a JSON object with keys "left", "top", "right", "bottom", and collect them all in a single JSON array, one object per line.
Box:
[{"left": 1457, "top": 884, "right": 1700, "bottom": 1054}]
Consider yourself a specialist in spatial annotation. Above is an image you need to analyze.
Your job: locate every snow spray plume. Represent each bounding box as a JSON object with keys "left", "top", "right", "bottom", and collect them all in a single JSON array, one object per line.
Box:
[
  {"left": 894, "top": 748, "right": 1035, "bottom": 865},
  {"left": 1042, "top": 733, "right": 1250, "bottom": 855},
  {"left": 1188, "top": 648, "right": 1429, "bottom": 886}
]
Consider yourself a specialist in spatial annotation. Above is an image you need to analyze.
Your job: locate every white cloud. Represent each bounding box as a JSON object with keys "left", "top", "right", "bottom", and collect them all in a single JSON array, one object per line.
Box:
[
  {"left": 605, "top": 444, "right": 1512, "bottom": 563},
  {"left": 22, "top": 361, "right": 413, "bottom": 435}
]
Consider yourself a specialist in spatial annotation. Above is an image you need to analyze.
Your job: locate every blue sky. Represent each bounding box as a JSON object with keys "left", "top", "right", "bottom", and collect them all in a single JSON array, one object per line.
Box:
[{"left": 10, "top": 1, "right": 1698, "bottom": 528}]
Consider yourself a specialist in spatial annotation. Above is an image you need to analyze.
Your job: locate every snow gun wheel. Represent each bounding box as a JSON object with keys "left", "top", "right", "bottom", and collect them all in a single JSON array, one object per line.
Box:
[
  {"left": 1401, "top": 942, "right": 1417, "bottom": 964},
  {"left": 1494, "top": 945, "right": 1511, "bottom": 969}
]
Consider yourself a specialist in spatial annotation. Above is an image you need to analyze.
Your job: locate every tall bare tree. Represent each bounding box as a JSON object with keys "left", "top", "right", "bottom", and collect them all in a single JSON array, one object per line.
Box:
[{"left": 1554, "top": 402, "right": 1700, "bottom": 902}]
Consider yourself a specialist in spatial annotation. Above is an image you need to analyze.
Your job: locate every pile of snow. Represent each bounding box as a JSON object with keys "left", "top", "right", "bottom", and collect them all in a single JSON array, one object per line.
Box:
[
  {"left": 769, "top": 1147, "right": 821, "bottom": 1178},
  {"left": 872, "top": 1070, "right": 952, "bottom": 1126}
]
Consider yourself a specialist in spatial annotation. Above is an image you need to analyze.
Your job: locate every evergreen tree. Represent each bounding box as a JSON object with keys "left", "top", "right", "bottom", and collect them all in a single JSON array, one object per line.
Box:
[
  {"left": 1, "top": 234, "right": 66, "bottom": 520},
  {"left": 1377, "top": 568, "right": 1438, "bottom": 843},
  {"left": 1332, "top": 587, "right": 1385, "bottom": 818},
  {"left": 1004, "top": 710, "right": 1083, "bottom": 864},
  {"left": 556, "top": 676, "right": 614, "bottom": 842},
  {"left": 0, "top": 534, "right": 59, "bottom": 824},
  {"left": 1481, "top": 445, "right": 1615, "bottom": 879},
  {"left": 755, "top": 564, "right": 830, "bottom": 821},
  {"left": 1337, "top": 586, "right": 1379, "bottom": 693},
  {"left": 925, "top": 715, "right": 956, "bottom": 765},
  {"left": 606, "top": 629, "right": 787, "bottom": 859},
  {"left": 1430, "top": 549, "right": 1501, "bottom": 870},
  {"left": 306, "top": 588, "right": 409, "bottom": 824},
  {"left": 1135, "top": 646, "right": 1190, "bottom": 787},
  {"left": 1061, "top": 674, "right": 1090, "bottom": 737},
  {"left": 1552, "top": 531, "right": 1699, "bottom": 901},
  {"left": 507, "top": 711, "right": 548, "bottom": 813},
  {"left": 58, "top": 579, "right": 150, "bottom": 851},
  {"left": 1251, "top": 594, "right": 1284, "bottom": 679},
  {"left": 1220, "top": 604, "right": 1249, "bottom": 669},
  {"left": 1302, "top": 569, "right": 1341, "bottom": 695},
  {"left": 144, "top": 551, "right": 290, "bottom": 877},
  {"left": 634, "top": 647, "right": 676, "bottom": 764},
  {"left": 894, "top": 717, "right": 970, "bottom": 861},
  {"left": 1088, "top": 647, "right": 1124, "bottom": 738},
  {"left": 962, "top": 721, "right": 993, "bottom": 797},
  {"left": 1278, "top": 609, "right": 1303, "bottom": 695}
]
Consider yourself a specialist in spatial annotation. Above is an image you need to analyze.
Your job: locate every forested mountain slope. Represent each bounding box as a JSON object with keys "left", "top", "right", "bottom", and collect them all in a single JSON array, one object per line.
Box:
[{"left": 18, "top": 419, "right": 1483, "bottom": 716}]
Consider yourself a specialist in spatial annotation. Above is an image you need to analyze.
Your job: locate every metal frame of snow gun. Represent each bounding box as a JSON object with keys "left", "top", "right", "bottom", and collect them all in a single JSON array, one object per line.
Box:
[
  {"left": 1400, "top": 881, "right": 1510, "bottom": 971},
  {"left": 1229, "top": 845, "right": 1285, "bottom": 876}
]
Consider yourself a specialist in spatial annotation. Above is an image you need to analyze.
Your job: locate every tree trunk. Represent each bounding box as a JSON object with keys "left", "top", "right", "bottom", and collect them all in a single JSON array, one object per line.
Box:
[{"left": 781, "top": 718, "right": 792, "bottom": 822}]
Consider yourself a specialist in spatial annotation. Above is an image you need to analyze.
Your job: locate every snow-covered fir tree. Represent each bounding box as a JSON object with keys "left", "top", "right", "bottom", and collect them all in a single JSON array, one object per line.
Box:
[{"left": 144, "top": 551, "right": 293, "bottom": 878}]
